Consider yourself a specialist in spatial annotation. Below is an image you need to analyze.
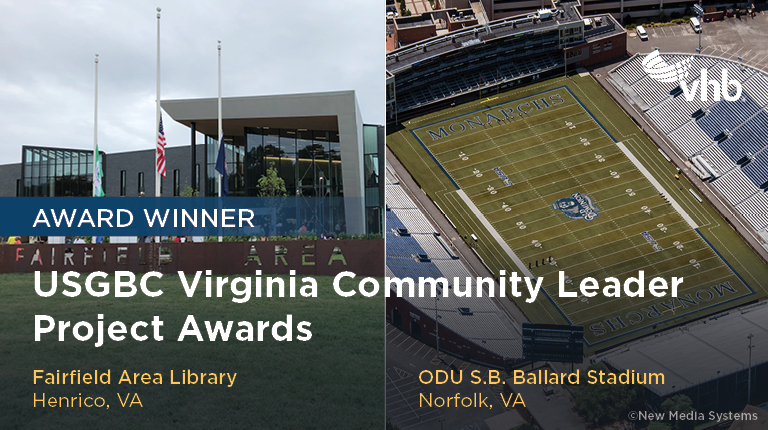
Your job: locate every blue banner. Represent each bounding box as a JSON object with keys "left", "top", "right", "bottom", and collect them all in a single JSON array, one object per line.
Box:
[{"left": 0, "top": 197, "right": 352, "bottom": 237}]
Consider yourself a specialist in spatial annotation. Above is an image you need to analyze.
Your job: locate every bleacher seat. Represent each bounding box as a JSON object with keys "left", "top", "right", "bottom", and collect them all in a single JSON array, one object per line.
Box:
[{"left": 609, "top": 53, "right": 768, "bottom": 234}]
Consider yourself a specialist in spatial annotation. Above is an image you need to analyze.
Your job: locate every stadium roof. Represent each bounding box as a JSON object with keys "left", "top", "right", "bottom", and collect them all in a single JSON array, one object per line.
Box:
[
  {"left": 604, "top": 302, "right": 768, "bottom": 396},
  {"left": 729, "top": 406, "right": 768, "bottom": 430}
]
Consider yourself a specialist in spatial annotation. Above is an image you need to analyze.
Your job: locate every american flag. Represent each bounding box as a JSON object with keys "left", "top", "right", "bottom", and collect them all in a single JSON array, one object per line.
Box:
[{"left": 156, "top": 114, "right": 167, "bottom": 177}]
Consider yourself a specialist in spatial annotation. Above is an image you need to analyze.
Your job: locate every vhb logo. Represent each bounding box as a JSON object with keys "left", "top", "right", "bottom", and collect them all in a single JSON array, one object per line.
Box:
[{"left": 641, "top": 51, "right": 742, "bottom": 102}]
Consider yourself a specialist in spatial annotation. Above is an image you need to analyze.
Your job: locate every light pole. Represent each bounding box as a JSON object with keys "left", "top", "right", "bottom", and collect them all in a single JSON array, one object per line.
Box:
[
  {"left": 318, "top": 173, "right": 325, "bottom": 233},
  {"left": 435, "top": 285, "right": 450, "bottom": 360},
  {"left": 716, "top": 370, "right": 720, "bottom": 410},
  {"left": 694, "top": 3, "right": 704, "bottom": 54},
  {"left": 435, "top": 294, "right": 440, "bottom": 358},
  {"left": 747, "top": 333, "right": 754, "bottom": 404},
  {"left": 697, "top": 261, "right": 701, "bottom": 318}
]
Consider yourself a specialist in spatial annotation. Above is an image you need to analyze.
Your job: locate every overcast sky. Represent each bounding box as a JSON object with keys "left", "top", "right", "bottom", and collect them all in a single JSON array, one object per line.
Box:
[{"left": 0, "top": 0, "right": 384, "bottom": 165}]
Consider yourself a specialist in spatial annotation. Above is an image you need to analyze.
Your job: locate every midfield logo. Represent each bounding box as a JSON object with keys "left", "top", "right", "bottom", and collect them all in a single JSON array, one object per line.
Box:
[
  {"left": 552, "top": 193, "right": 600, "bottom": 221},
  {"left": 641, "top": 50, "right": 742, "bottom": 102}
]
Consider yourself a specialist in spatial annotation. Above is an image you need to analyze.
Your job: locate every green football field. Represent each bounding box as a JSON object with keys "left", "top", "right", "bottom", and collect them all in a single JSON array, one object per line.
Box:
[{"left": 388, "top": 75, "right": 768, "bottom": 349}]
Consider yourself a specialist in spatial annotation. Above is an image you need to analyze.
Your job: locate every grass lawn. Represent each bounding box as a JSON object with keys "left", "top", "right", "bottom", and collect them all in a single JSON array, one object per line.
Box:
[
  {"left": 0, "top": 273, "right": 383, "bottom": 429},
  {"left": 388, "top": 75, "right": 768, "bottom": 350}
]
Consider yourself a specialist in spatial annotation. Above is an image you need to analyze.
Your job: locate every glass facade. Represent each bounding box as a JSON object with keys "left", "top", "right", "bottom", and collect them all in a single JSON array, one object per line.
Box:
[
  {"left": 20, "top": 146, "right": 99, "bottom": 197},
  {"left": 363, "top": 124, "right": 383, "bottom": 235},
  {"left": 205, "top": 127, "right": 342, "bottom": 198},
  {"left": 205, "top": 127, "right": 347, "bottom": 235}
]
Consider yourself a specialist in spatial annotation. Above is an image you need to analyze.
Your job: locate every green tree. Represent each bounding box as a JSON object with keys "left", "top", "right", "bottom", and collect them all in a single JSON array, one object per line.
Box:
[
  {"left": 180, "top": 185, "right": 199, "bottom": 197},
  {"left": 257, "top": 162, "right": 287, "bottom": 197},
  {"left": 661, "top": 394, "right": 696, "bottom": 430},
  {"left": 659, "top": 11, "right": 668, "bottom": 22},
  {"left": 386, "top": 418, "right": 400, "bottom": 430},
  {"left": 572, "top": 362, "right": 646, "bottom": 426}
]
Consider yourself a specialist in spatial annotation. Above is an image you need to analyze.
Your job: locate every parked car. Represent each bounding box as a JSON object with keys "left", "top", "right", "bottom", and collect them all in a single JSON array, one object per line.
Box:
[
  {"left": 636, "top": 25, "right": 649, "bottom": 40},
  {"left": 690, "top": 17, "right": 701, "bottom": 33}
]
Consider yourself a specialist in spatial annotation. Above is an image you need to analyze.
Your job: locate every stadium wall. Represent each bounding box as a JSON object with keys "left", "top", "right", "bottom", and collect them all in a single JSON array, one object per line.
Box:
[
  {"left": 394, "top": 21, "right": 437, "bottom": 46},
  {"left": 387, "top": 295, "right": 522, "bottom": 368},
  {"left": 391, "top": 66, "right": 567, "bottom": 125},
  {"left": 568, "top": 32, "right": 627, "bottom": 67},
  {"left": 605, "top": 360, "right": 768, "bottom": 415}
]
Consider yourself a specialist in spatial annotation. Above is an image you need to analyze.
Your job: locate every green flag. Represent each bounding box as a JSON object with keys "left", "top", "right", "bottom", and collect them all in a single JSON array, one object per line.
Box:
[{"left": 94, "top": 146, "right": 104, "bottom": 197}]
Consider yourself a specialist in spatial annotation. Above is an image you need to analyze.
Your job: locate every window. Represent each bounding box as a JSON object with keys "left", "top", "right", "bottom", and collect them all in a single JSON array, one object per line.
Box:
[
  {"left": 173, "top": 170, "right": 180, "bottom": 196},
  {"left": 593, "top": 43, "right": 601, "bottom": 54},
  {"left": 196, "top": 164, "right": 200, "bottom": 191},
  {"left": 566, "top": 49, "right": 582, "bottom": 59},
  {"left": 138, "top": 172, "right": 144, "bottom": 195},
  {"left": 604, "top": 41, "right": 612, "bottom": 50},
  {"left": 120, "top": 170, "right": 127, "bottom": 196}
]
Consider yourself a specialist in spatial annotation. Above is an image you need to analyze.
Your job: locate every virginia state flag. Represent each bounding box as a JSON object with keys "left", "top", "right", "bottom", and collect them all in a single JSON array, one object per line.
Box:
[{"left": 215, "top": 133, "right": 229, "bottom": 196}]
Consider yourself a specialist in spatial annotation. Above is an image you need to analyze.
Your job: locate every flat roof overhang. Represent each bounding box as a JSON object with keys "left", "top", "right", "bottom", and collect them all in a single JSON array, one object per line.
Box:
[{"left": 160, "top": 90, "right": 358, "bottom": 136}]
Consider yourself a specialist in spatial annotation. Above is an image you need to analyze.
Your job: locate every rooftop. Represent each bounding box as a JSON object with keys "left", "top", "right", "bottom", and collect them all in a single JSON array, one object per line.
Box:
[
  {"left": 387, "top": 1, "right": 624, "bottom": 74},
  {"left": 604, "top": 302, "right": 768, "bottom": 396},
  {"left": 388, "top": 1, "right": 576, "bottom": 73},
  {"left": 394, "top": 14, "right": 435, "bottom": 29}
]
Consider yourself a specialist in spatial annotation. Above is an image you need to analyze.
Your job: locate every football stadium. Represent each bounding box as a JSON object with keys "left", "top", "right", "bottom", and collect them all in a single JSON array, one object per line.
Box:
[
  {"left": 385, "top": 0, "right": 768, "bottom": 356},
  {"left": 385, "top": 2, "right": 768, "bottom": 426},
  {"left": 389, "top": 74, "right": 768, "bottom": 349}
]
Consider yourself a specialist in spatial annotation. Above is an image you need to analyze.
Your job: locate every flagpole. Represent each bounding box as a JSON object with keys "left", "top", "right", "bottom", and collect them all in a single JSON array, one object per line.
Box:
[
  {"left": 217, "top": 40, "right": 222, "bottom": 243},
  {"left": 93, "top": 53, "right": 100, "bottom": 245},
  {"left": 155, "top": 7, "right": 162, "bottom": 198},
  {"left": 217, "top": 40, "right": 222, "bottom": 199},
  {"left": 93, "top": 54, "right": 99, "bottom": 197},
  {"left": 154, "top": 7, "right": 161, "bottom": 249}
]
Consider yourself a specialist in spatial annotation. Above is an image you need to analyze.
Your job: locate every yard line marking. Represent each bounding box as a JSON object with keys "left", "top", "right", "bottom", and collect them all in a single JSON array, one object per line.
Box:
[
  {"left": 500, "top": 197, "right": 678, "bottom": 247},
  {"left": 616, "top": 141, "right": 698, "bottom": 229},
  {"left": 426, "top": 103, "right": 583, "bottom": 150},
  {"left": 623, "top": 135, "right": 711, "bottom": 226},
  {"left": 432, "top": 117, "right": 597, "bottom": 157},
  {"left": 450, "top": 132, "right": 614, "bottom": 182},
  {"left": 456, "top": 189, "right": 534, "bottom": 279}
]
